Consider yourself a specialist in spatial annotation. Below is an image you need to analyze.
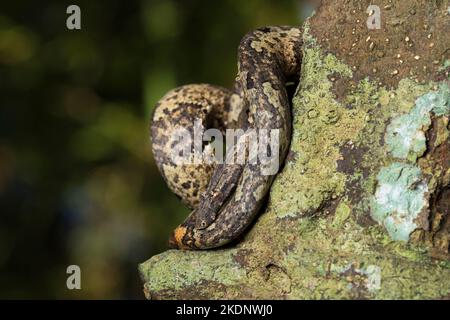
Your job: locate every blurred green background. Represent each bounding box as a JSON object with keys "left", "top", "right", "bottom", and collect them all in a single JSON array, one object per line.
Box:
[{"left": 0, "top": 0, "right": 306, "bottom": 298}]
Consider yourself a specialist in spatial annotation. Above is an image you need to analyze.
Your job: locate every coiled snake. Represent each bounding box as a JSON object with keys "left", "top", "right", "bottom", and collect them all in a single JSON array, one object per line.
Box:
[{"left": 151, "top": 26, "right": 303, "bottom": 249}]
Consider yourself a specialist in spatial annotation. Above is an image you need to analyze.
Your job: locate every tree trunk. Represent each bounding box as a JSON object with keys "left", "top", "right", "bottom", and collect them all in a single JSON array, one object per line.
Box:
[{"left": 139, "top": 0, "right": 450, "bottom": 299}]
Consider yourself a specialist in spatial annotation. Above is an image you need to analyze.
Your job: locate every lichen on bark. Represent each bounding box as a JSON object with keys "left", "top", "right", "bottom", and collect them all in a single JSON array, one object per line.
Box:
[{"left": 140, "top": 0, "right": 450, "bottom": 299}]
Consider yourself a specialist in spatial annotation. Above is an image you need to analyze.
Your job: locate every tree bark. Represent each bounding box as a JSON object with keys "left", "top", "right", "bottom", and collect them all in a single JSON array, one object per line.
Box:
[{"left": 139, "top": 0, "right": 450, "bottom": 299}]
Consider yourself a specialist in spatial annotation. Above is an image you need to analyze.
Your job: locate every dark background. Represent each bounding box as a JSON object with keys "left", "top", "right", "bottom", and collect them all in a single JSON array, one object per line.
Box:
[{"left": 0, "top": 0, "right": 308, "bottom": 298}]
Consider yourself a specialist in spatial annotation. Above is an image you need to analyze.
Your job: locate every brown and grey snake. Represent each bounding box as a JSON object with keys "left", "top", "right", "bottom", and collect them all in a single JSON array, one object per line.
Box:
[{"left": 151, "top": 26, "right": 303, "bottom": 249}]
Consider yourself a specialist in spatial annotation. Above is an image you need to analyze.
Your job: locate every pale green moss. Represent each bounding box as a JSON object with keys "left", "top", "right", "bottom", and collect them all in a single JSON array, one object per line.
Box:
[
  {"left": 430, "top": 83, "right": 450, "bottom": 116},
  {"left": 370, "top": 81, "right": 450, "bottom": 241},
  {"left": 385, "top": 111, "right": 429, "bottom": 161},
  {"left": 371, "top": 163, "right": 428, "bottom": 241},
  {"left": 385, "top": 83, "right": 450, "bottom": 161}
]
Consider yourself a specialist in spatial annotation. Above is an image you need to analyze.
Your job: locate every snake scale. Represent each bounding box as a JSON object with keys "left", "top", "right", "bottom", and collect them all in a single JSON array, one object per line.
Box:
[{"left": 151, "top": 26, "right": 303, "bottom": 249}]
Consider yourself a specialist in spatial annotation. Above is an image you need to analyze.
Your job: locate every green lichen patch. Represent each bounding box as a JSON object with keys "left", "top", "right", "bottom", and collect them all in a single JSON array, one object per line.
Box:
[
  {"left": 385, "top": 111, "right": 429, "bottom": 161},
  {"left": 329, "top": 263, "right": 381, "bottom": 294},
  {"left": 430, "top": 83, "right": 450, "bottom": 116},
  {"left": 269, "top": 44, "right": 366, "bottom": 218},
  {"left": 332, "top": 201, "right": 351, "bottom": 228},
  {"left": 138, "top": 249, "right": 246, "bottom": 297},
  {"left": 274, "top": 213, "right": 450, "bottom": 299},
  {"left": 371, "top": 163, "right": 428, "bottom": 241},
  {"left": 385, "top": 83, "right": 450, "bottom": 161}
]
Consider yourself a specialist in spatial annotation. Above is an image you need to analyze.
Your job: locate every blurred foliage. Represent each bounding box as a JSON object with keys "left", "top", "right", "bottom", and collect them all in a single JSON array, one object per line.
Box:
[{"left": 0, "top": 0, "right": 304, "bottom": 298}]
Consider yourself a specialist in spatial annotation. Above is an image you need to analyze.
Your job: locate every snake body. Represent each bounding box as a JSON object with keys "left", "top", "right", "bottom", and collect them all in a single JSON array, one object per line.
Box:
[{"left": 151, "top": 26, "right": 303, "bottom": 249}]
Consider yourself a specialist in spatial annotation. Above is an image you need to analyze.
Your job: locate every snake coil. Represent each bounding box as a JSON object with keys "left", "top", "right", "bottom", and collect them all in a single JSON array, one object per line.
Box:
[{"left": 151, "top": 26, "right": 303, "bottom": 249}]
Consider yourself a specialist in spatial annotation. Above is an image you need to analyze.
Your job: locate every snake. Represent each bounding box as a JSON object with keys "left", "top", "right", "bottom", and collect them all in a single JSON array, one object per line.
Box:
[{"left": 151, "top": 26, "right": 303, "bottom": 249}]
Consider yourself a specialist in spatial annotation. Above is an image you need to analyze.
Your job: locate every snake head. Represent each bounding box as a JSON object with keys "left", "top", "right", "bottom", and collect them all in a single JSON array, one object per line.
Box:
[{"left": 195, "top": 205, "right": 217, "bottom": 230}]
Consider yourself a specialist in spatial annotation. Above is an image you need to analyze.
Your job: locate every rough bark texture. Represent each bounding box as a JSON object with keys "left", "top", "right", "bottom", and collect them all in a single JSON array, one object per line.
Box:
[{"left": 139, "top": 0, "right": 450, "bottom": 299}]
